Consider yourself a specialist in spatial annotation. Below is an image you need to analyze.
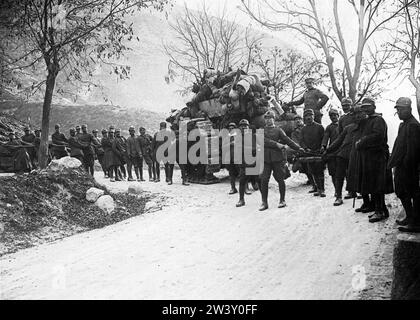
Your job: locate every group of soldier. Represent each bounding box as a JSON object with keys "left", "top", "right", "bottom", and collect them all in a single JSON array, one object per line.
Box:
[
  {"left": 48, "top": 122, "right": 190, "bottom": 186},
  {"left": 226, "top": 77, "right": 420, "bottom": 233}
]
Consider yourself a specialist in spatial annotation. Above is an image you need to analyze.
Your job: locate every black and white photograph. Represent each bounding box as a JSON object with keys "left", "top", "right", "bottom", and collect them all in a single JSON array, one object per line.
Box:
[{"left": 0, "top": 0, "right": 420, "bottom": 302}]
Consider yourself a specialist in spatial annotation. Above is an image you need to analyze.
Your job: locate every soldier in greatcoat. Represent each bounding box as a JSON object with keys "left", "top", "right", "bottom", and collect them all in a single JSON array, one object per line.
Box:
[{"left": 388, "top": 97, "right": 420, "bottom": 232}]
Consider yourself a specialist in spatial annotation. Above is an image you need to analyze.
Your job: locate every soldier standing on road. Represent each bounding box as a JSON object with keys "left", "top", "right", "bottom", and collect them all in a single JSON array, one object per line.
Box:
[
  {"left": 226, "top": 122, "right": 239, "bottom": 195},
  {"left": 127, "top": 126, "right": 143, "bottom": 181},
  {"left": 98, "top": 129, "right": 109, "bottom": 178},
  {"left": 166, "top": 123, "right": 189, "bottom": 186},
  {"left": 258, "top": 111, "right": 304, "bottom": 211},
  {"left": 68, "top": 128, "right": 85, "bottom": 164},
  {"left": 109, "top": 129, "right": 123, "bottom": 182},
  {"left": 354, "top": 98, "right": 393, "bottom": 223},
  {"left": 152, "top": 122, "right": 170, "bottom": 183},
  {"left": 79, "top": 124, "right": 95, "bottom": 176},
  {"left": 301, "top": 108, "right": 326, "bottom": 197},
  {"left": 321, "top": 108, "right": 340, "bottom": 200},
  {"left": 138, "top": 127, "right": 155, "bottom": 182},
  {"left": 92, "top": 129, "right": 106, "bottom": 177},
  {"left": 388, "top": 97, "right": 420, "bottom": 232},
  {"left": 114, "top": 128, "right": 128, "bottom": 180},
  {"left": 235, "top": 119, "right": 260, "bottom": 207},
  {"left": 75, "top": 125, "right": 82, "bottom": 137},
  {"left": 325, "top": 111, "right": 359, "bottom": 206},
  {"left": 51, "top": 124, "right": 69, "bottom": 159},
  {"left": 286, "top": 78, "right": 329, "bottom": 124}
]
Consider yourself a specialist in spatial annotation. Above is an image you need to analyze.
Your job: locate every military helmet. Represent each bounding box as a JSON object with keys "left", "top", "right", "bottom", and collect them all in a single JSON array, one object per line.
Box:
[
  {"left": 303, "top": 108, "right": 314, "bottom": 116},
  {"left": 341, "top": 97, "right": 353, "bottom": 106},
  {"left": 228, "top": 122, "right": 237, "bottom": 128},
  {"left": 361, "top": 97, "right": 375, "bottom": 107},
  {"left": 264, "top": 111, "right": 275, "bottom": 119},
  {"left": 329, "top": 108, "right": 339, "bottom": 116},
  {"left": 395, "top": 97, "right": 412, "bottom": 108}
]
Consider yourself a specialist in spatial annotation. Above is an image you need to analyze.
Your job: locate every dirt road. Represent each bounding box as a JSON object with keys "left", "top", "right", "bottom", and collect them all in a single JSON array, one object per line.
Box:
[{"left": 0, "top": 170, "right": 398, "bottom": 299}]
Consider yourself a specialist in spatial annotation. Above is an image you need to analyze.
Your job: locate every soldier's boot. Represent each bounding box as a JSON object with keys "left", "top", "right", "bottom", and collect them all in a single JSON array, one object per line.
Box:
[
  {"left": 182, "top": 179, "right": 190, "bottom": 186},
  {"left": 148, "top": 167, "right": 154, "bottom": 182},
  {"left": 229, "top": 177, "right": 238, "bottom": 194},
  {"left": 245, "top": 183, "right": 252, "bottom": 195},
  {"left": 318, "top": 178, "right": 326, "bottom": 197},
  {"left": 355, "top": 194, "right": 373, "bottom": 213},
  {"left": 333, "top": 197, "right": 343, "bottom": 206},
  {"left": 236, "top": 199, "right": 245, "bottom": 207},
  {"left": 155, "top": 164, "right": 160, "bottom": 182},
  {"left": 396, "top": 197, "right": 412, "bottom": 225},
  {"left": 369, "top": 194, "right": 387, "bottom": 223},
  {"left": 259, "top": 181, "right": 269, "bottom": 211},
  {"left": 278, "top": 201, "right": 287, "bottom": 208},
  {"left": 398, "top": 196, "right": 420, "bottom": 231},
  {"left": 344, "top": 192, "right": 357, "bottom": 200}
]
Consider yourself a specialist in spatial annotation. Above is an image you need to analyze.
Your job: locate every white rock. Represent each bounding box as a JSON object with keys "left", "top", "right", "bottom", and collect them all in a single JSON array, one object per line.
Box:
[
  {"left": 46, "top": 156, "right": 82, "bottom": 172},
  {"left": 86, "top": 187, "right": 105, "bottom": 202},
  {"left": 145, "top": 200, "right": 160, "bottom": 212},
  {"left": 128, "top": 184, "right": 143, "bottom": 195},
  {"left": 95, "top": 195, "right": 115, "bottom": 214}
]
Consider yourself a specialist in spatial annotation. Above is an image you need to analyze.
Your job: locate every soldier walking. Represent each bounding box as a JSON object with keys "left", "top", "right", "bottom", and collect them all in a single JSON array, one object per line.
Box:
[
  {"left": 138, "top": 127, "right": 155, "bottom": 181},
  {"left": 388, "top": 97, "right": 420, "bottom": 232},
  {"left": 259, "top": 111, "right": 304, "bottom": 211}
]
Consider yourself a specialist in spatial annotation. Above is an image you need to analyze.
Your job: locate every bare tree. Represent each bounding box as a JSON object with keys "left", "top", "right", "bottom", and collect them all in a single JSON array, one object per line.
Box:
[
  {"left": 390, "top": 0, "right": 420, "bottom": 116},
  {"left": 164, "top": 3, "right": 264, "bottom": 85},
  {"left": 241, "top": 0, "right": 413, "bottom": 103},
  {"left": 0, "top": 0, "right": 168, "bottom": 168},
  {"left": 252, "top": 45, "right": 325, "bottom": 101}
]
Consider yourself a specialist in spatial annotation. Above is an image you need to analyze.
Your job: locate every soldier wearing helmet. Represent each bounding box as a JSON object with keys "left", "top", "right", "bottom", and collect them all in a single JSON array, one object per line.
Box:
[
  {"left": 389, "top": 97, "right": 420, "bottom": 232},
  {"left": 349, "top": 97, "right": 393, "bottom": 223},
  {"left": 256, "top": 111, "right": 304, "bottom": 211}
]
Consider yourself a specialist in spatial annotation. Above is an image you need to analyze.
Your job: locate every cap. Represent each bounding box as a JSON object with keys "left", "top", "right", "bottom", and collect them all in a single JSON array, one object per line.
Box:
[
  {"left": 35, "top": 129, "right": 41, "bottom": 132},
  {"left": 108, "top": 129, "right": 115, "bottom": 133},
  {"left": 264, "top": 111, "right": 275, "bottom": 119},
  {"left": 395, "top": 97, "right": 412, "bottom": 108},
  {"left": 115, "top": 128, "right": 121, "bottom": 132},
  {"left": 341, "top": 97, "right": 353, "bottom": 106},
  {"left": 101, "top": 129, "right": 107, "bottom": 133},
  {"left": 81, "top": 124, "right": 87, "bottom": 128},
  {"left": 361, "top": 97, "right": 375, "bottom": 107},
  {"left": 92, "top": 129, "right": 98, "bottom": 133},
  {"left": 293, "top": 115, "right": 303, "bottom": 120},
  {"left": 128, "top": 126, "right": 135, "bottom": 131},
  {"left": 54, "top": 124, "right": 60, "bottom": 129},
  {"left": 109, "top": 125, "right": 115, "bottom": 130},
  {"left": 239, "top": 119, "right": 250, "bottom": 126},
  {"left": 139, "top": 127, "right": 146, "bottom": 131},
  {"left": 70, "top": 128, "right": 76, "bottom": 132},
  {"left": 329, "top": 108, "right": 339, "bottom": 115},
  {"left": 75, "top": 125, "right": 81, "bottom": 130},
  {"left": 228, "top": 122, "right": 237, "bottom": 128},
  {"left": 305, "top": 77, "right": 315, "bottom": 83},
  {"left": 303, "top": 108, "right": 314, "bottom": 116}
]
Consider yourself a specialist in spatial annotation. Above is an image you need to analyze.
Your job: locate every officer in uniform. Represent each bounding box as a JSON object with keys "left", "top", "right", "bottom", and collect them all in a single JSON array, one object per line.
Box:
[
  {"left": 259, "top": 111, "right": 304, "bottom": 210},
  {"left": 287, "top": 78, "right": 329, "bottom": 124},
  {"left": 138, "top": 127, "right": 155, "bottom": 181},
  {"left": 389, "top": 97, "right": 420, "bottom": 232},
  {"left": 79, "top": 124, "right": 95, "bottom": 176}
]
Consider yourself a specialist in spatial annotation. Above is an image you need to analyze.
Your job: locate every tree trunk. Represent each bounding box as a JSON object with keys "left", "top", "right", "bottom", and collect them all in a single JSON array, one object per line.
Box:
[
  {"left": 416, "top": 88, "right": 420, "bottom": 119},
  {"left": 38, "top": 69, "right": 57, "bottom": 169}
]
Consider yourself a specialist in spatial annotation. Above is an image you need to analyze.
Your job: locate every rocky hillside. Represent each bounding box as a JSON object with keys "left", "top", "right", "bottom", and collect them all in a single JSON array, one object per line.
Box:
[{"left": 1, "top": 100, "right": 166, "bottom": 136}]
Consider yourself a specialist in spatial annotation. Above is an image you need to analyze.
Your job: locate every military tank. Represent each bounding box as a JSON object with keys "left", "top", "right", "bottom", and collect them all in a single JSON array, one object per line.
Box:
[{"left": 166, "top": 68, "right": 298, "bottom": 184}]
